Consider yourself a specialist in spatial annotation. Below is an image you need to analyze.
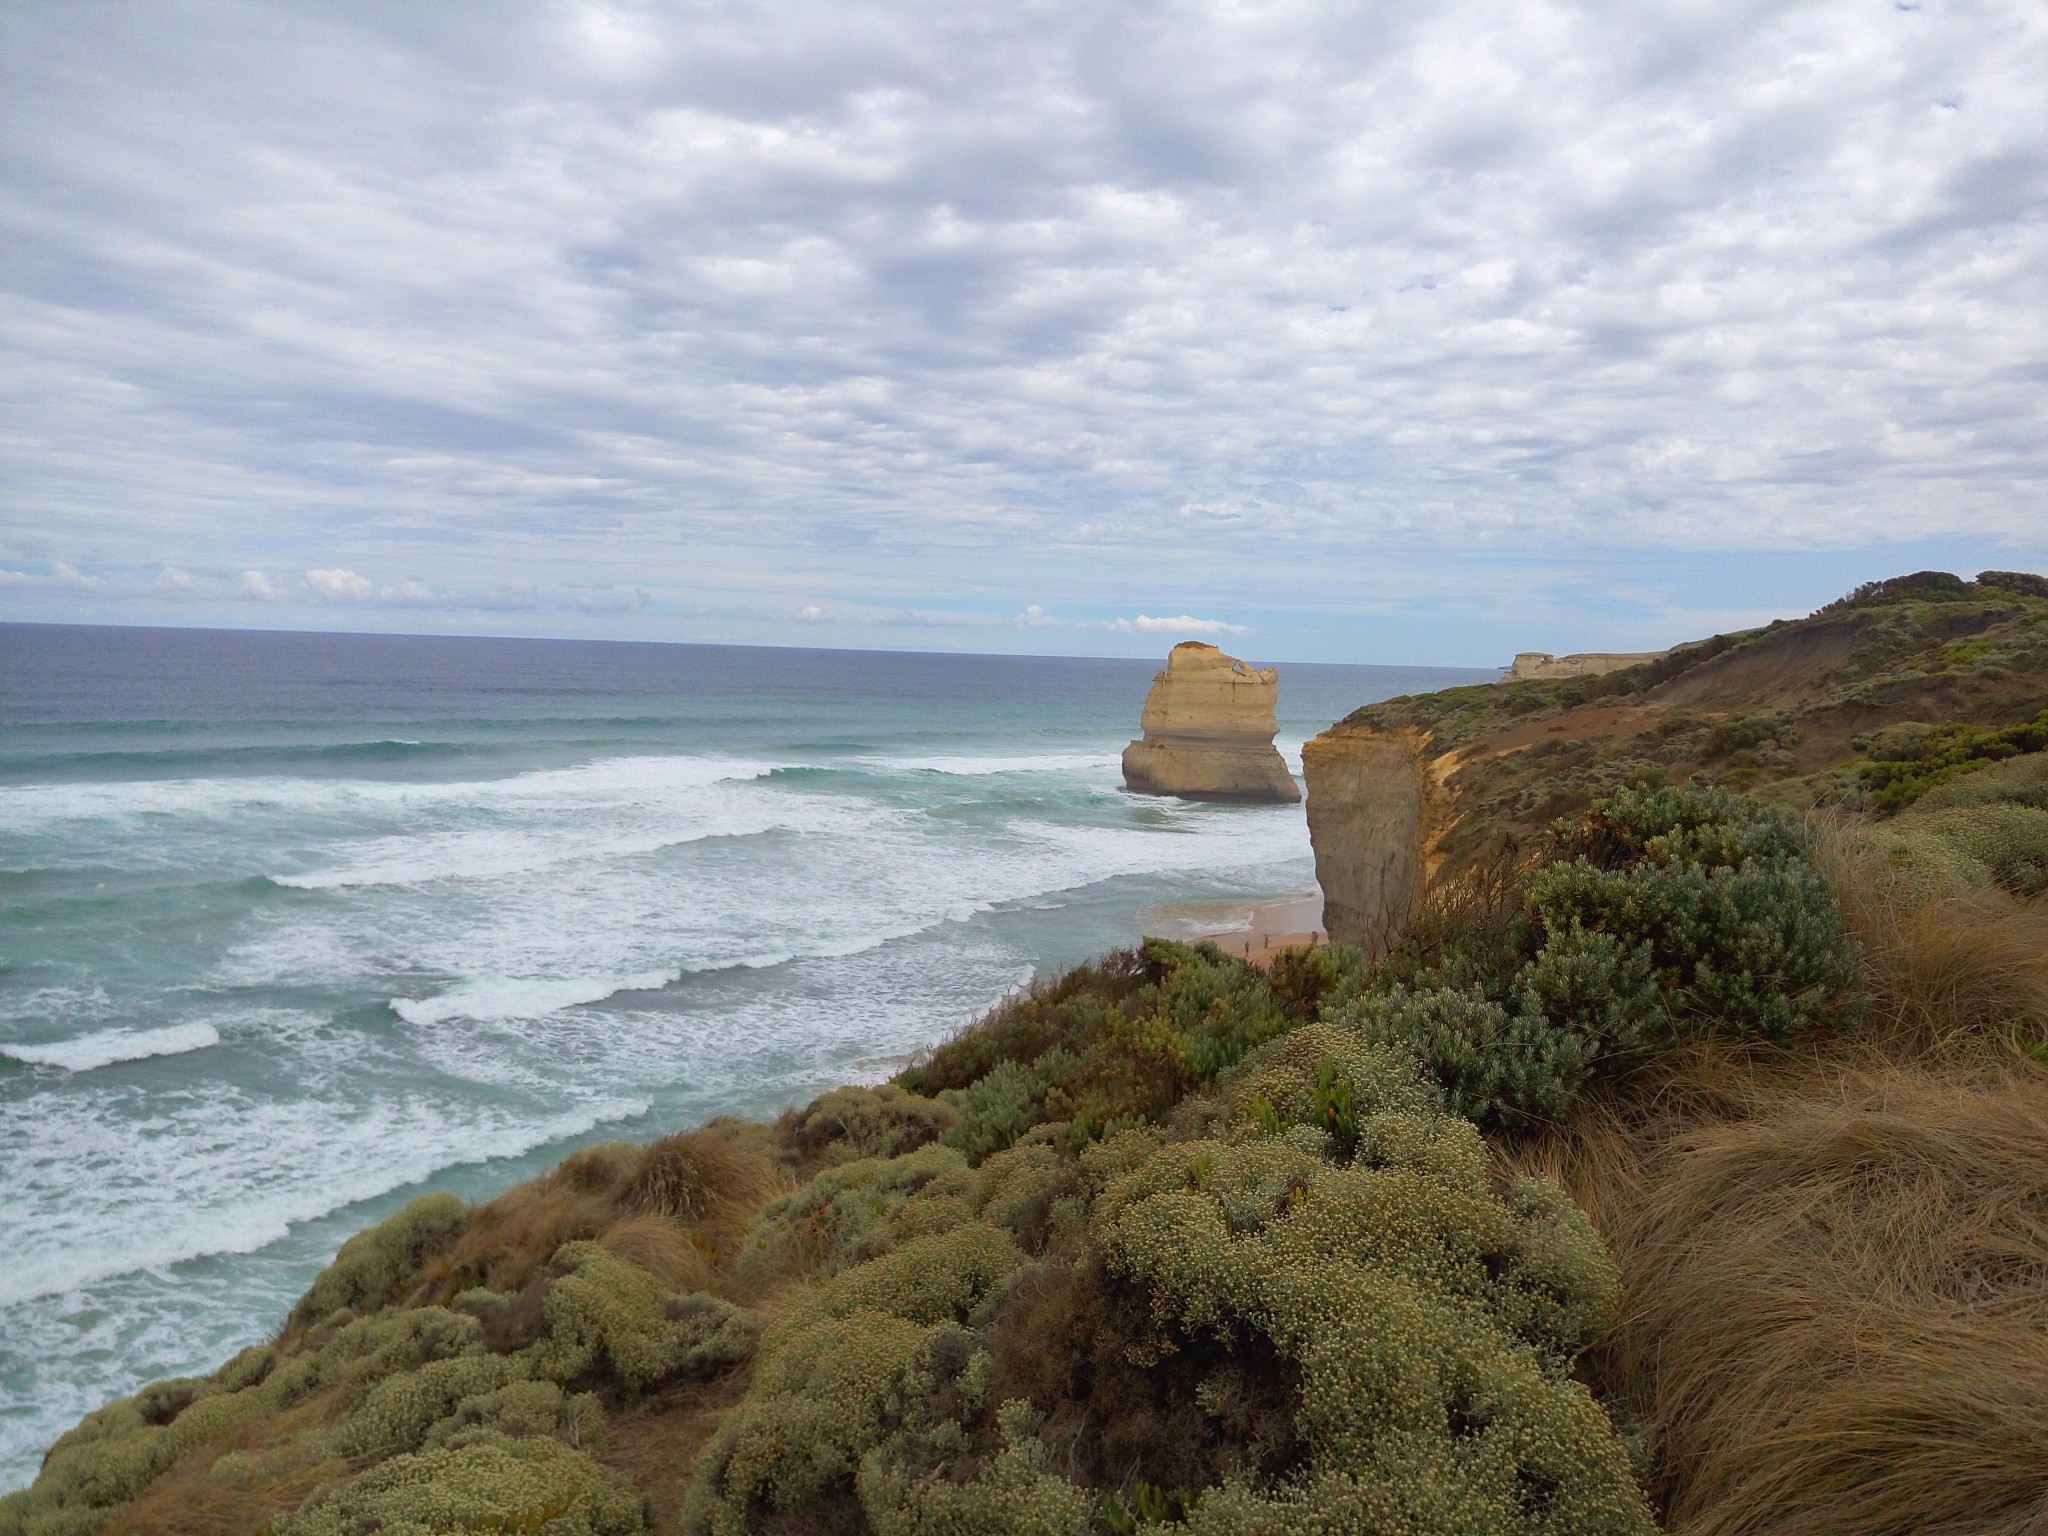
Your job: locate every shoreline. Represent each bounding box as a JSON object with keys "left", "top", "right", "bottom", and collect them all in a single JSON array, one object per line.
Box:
[{"left": 1142, "top": 889, "right": 1328, "bottom": 968}]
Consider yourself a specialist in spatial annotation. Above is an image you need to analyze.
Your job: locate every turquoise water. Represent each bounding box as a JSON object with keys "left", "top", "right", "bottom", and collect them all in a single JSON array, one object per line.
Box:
[{"left": 0, "top": 623, "right": 1490, "bottom": 1489}]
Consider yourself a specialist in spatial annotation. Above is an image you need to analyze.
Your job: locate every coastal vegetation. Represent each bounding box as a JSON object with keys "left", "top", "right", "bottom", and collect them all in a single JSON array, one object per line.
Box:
[
  {"left": 1339, "top": 569, "right": 2048, "bottom": 881},
  {"left": 5, "top": 574, "right": 2046, "bottom": 1535}
]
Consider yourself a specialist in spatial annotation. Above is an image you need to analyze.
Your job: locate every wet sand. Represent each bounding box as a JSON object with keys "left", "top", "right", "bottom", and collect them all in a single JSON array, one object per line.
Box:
[{"left": 1141, "top": 890, "right": 1328, "bottom": 968}]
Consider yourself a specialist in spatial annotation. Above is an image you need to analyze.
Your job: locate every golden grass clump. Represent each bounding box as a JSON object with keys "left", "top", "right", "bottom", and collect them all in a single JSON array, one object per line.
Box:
[
  {"left": 623, "top": 1125, "right": 786, "bottom": 1240},
  {"left": 1502, "top": 810, "right": 2048, "bottom": 1536},
  {"left": 596, "top": 1213, "right": 716, "bottom": 1297},
  {"left": 412, "top": 1122, "right": 787, "bottom": 1304},
  {"left": 1820, "top": 817, "right": 2048, "bottom": 1054},
  {"left": 1519, "top": 1067, "right": 2048, "bottom": 1536}
]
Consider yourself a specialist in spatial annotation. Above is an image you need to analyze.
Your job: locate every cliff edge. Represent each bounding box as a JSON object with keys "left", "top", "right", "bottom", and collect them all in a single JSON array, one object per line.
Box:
[
  {"left": 1300, "top": 722, "right": 1446, "bottom": 954},
  {"left": 1303, "top": 569, "right": 2048, "bottom": 951},
  {"left": 1122, "top": 641, "right": 1300, "bottom": 803}
]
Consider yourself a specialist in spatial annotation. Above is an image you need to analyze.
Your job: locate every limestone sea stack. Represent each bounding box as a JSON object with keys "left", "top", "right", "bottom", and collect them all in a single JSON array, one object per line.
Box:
[{"left": 1121, "top": 642, "right": 1301, "bottom": 803}]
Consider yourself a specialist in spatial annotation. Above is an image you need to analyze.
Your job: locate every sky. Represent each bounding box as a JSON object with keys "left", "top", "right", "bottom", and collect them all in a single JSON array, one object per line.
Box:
[{"left": 1, "top": 0, "right": 2043, "bottom": 666}]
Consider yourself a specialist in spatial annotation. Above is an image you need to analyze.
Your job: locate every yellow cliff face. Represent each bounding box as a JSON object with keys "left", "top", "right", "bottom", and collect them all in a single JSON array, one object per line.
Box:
[
  {"left": 1506, "top": 649, "right": 1668, "bottom": 681},
  {"left": 1301, "top": 571, "right": 2048, "bottom": 960},
  {"left": 1120, "top": 641, "right": 1301, "bottom": 803},
  {"left": 1300, "top": 721, "right": 1457, "bottom": 953}
]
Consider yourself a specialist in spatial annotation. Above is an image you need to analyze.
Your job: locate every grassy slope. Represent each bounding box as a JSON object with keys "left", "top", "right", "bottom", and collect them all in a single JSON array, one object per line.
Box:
[
  {"left": 1343, "top": 569, "right": 2048, "bottom": 879},
  {"left": 5, "top": 571, "right": 2047, "bottom": 1536}
]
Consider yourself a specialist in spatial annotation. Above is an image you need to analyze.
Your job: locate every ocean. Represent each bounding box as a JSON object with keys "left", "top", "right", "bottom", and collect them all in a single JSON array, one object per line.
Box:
[{"left": 0, "top": 622, "right": 1490, "bottom": 1489}]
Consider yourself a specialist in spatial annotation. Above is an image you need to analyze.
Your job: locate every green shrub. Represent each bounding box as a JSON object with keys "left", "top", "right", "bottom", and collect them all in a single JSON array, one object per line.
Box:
[
  {"left": 273, "top": 1429, "right": 644, "bottom": 1536},
  {"left": 941, "top": 1059, "right": 1054, "bottom": 1163},
  {"left": 1978, "top": 568, "right": 2048, "bottom": 599},
  {"left": 683, "top": 1311, "right": 937, "bottom": 1532},
  {"left": 1868, "top": 799, "right": 2048, "bottom": 899},
  {"left": 743, "top": 1142, "right": 975, "bottom": 1280},
  {"left": 1912, "top": 750, "right": 2048, "bottom": 813},
  {"left": 1917, "top": 804, "right": 2048, "bottom": 896},
  {"left": 1857, "top": 709, "right": 2048, "bottom": 812},
  {"left": 780, "top": 1083, "right": 958, "bottom": 1166},
  {"left": 531, "top": 1244, "right": 755, "bottom": 1391},
  {"left": 289, "top": 1191, "right": 467, "bottom": 1329},
  {"left": 331, "top": 1352, "right": 525, "bottom": 1458},
  {"left": 900, "top": 951, "right": 1155, "bottom": 1095},
  {"left": 899, "top": 941, "right": 1292, "bottom": 1153},
  {"left": 1522, "top": 783, "right": 1862, "bottom": 1039},
  {"left": 1338, "top": 983, "right": 1603, "bottom": 1129},
  {"left": 419, "top": 1379, "right": 606, "bottom": 1454},
  {"left": 684, "top": 1036, "right": 1650, "bottom": 1536},
  {"left": 1323, "top": 785, "right": 1861, "bottom": 1128}
]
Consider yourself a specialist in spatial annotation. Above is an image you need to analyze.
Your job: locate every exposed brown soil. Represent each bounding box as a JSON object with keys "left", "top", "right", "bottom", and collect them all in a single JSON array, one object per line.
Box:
[
  {"left": 1644, "top": 617, "right": 1863, "bottom": 710},
  {"left": 597, "top": 1373, "right": 752, "bottom": 1534}
]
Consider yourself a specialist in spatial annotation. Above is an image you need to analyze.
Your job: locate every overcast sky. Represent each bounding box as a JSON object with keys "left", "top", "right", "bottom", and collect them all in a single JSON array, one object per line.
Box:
[{"left": 1, "top": 0, "right": 2043, "bottom": 664}]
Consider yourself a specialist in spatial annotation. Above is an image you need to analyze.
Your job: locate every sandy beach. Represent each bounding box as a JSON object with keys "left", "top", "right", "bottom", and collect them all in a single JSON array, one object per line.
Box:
[{"left": 1142, "top": 889, "right": 1328, "bottom": 967}]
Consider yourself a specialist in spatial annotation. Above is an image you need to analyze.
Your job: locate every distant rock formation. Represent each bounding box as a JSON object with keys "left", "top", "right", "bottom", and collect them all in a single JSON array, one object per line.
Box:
[
  {"left": 1122, "top": 642, "right": 1301, "bottom": 803},
  {"left": 1505, "top": 649, "right": 1668, "bottom": 681}
]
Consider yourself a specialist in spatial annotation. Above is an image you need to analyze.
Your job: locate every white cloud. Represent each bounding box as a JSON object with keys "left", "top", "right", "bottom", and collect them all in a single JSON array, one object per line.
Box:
[
  {"left": 0, "top": 560, "right": 116, "bottom": 593},
  {"left": 305, "top": 567, "right": 376, "bottom": 600},
  {"left": 239, "top": 570, "right": 283, "bottom": 600},
  {"left": 303, "top": 568, "right": 455, "bottom": 606},
  {"left": 0, "top": 1, "right": 2042, "bottom": 655},
  {"left": 570, "top": 585, "right": 646, "bottom": 614},
  {"left": 1105, "top": 614, "right": 1251, "bottom": 636},
  {"left": 1015, "top": 605, "right": 1250, "bottom": 635}
]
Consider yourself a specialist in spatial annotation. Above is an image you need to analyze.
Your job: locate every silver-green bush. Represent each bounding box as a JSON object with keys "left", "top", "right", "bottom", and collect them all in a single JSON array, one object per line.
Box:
[{"left": 683, "top": 1031, "right": 1652, "bottom": 1535}]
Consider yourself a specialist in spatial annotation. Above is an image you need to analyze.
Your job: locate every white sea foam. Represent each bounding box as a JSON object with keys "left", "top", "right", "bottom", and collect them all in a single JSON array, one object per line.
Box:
[
  {"left": 266, "top": 758, "right": 850, "bottom": 891},
  {"left": 392, "top": 970, "right": 679, "bottom": 1026},
  {"left": 273, "top": 821, "right": 779, "bottom": 891},
  {"left": 0, "top": 1079, "right": 649, "bottom": 1306},
  {"left": 0, "top": 752, "right": 783, "bottom": 834},
  {"left": 324, "top": 794, "right": 1311, "bottom": 1037},
  {"left": 1, "top": 1022, "right": 220, "bottom": 1072},
  {"left": 863, "top": 751, "right": 1122, "bottom": 777}
]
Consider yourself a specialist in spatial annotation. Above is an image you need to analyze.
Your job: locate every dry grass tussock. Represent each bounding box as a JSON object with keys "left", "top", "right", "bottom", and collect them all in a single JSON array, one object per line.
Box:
[
  {"left": 93, "top": 1392, "right": 347, "bottom": 1536},
  {"left": 1818, "top": 817, "right": 2048, "bottom": 1057},
  {"left": 1505, "top": 829, "right": 2048, "bottom": 1536},
  {"left": 412, "top": 1121, "right": 787, "bottom": 1304}
]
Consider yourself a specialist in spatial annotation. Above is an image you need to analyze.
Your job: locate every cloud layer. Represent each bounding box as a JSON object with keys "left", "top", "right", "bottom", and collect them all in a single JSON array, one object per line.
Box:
[{"left": 1, "top": 0, "right": 2044, "bottom": 660}]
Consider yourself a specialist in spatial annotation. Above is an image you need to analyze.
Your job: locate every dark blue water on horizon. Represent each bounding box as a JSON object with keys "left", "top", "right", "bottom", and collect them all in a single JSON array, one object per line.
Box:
[{"left": 0, "top": 621, "right": 1492, "bottom": 1488}]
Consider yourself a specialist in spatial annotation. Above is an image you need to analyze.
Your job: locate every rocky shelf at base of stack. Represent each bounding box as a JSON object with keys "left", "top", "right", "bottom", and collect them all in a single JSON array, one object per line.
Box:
[{"left": 1121, "top": 642, "right": 1300, "bottom": 803}]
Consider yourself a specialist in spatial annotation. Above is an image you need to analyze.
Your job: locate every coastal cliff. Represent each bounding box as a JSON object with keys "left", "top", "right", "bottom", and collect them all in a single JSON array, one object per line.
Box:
[
  {"left": 6, "top": 570, "right": 2046, "bottom": 1536},
  {"left": 1121, "top": 642, "right": 1300, "bottom": 803},
  {"left": 1299, "top": 723, "right": 1445, "bottom": 953},
  {"left": 1505, "top": 648, "right": 1667, "bottom": 680},
  {"left": 1303, "top": 569, "right": 2048, "bottom": 953}
]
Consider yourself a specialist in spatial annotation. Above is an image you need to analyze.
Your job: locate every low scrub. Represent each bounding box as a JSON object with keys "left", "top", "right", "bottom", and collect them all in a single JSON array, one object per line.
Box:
[
  {"left": 8, "top": 776, "right": 2045, "bottom": 1536},
  {"left": 686, "top": 1029, "right": 1652, "bottom": 1536},
  {"left": 1857, "top": 709, "right": 2048, "bottom": 813},
  {"left": 0, "top": 1123, "right": 788, "bottom": 1536},
  {"left": 1332, "top": 784, "right": 1864, "bottom": 1128},
  {"left": 1505, "top": 794, "right": 2048, "bottom": 1536}
]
